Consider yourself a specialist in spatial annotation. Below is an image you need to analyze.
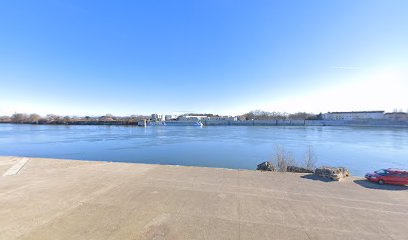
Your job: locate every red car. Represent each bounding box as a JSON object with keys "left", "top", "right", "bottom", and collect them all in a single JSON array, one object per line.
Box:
[{"left": 365, "top": 169, "right": 408, "bottom": 185}]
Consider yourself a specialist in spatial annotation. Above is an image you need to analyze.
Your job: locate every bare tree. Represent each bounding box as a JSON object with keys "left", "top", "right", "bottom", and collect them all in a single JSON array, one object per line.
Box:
[
  {"left": 303, "top": 146, "right": 317, "bottom": 170},
  {"left": 288, "top": 112, "right": 319, "bottom": 120},
  {"left": 100, "top": 114, "right": 114, "bottom": 121},
  {"left": 0, "top": 116, "right": 11, "bottom": 122},
  {"left": 29, "top": 113, "right": 41, "bottom": 124},
  {"left": 242, "top": 110, "right": 288, "bottom": 120},
  {"left": 271, "top": 145, "right": 295, "bottom": 172},
  {"left": 11, "top": 113, "right": 28, "bottom": 123},
  {"left": 63, "top": 116, "right": 71, "bottom": 124}
]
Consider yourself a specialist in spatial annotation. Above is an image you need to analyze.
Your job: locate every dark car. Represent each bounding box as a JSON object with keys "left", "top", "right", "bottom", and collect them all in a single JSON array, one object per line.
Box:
[{"left": 365, "top": 169, "right": 408, "bottom": 185}]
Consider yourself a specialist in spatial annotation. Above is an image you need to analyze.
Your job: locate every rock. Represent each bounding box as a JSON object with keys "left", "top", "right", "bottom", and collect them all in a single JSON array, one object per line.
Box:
[
  {"left": 286, "top": 165, "right": 314, "bottom": 173},
  {"left": 314, "top": 166, "right": 350, "bottom": 181},
  {"left": 256, "top": 161, "right": 275, "bottom": 171}
]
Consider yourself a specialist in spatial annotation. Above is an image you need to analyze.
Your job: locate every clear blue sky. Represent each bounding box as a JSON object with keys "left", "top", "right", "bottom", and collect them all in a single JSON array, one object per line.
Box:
[{"left": 1, "top": 0, "right": 407, "bottom": 116}]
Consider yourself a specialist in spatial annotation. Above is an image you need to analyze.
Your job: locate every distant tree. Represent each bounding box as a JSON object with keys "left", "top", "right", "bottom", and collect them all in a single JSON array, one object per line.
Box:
[
  {"left": 54, "top": 116, "right": 63, "bottom": 124},
  {"left": 242, "top": 110, "right": 288, "bottom": 120},
  {"left": 29, "top": 113, "right": 41, "bottom": 123},
  {"left": 0, "top": 116, "right": 11, "bottom": 122},
  {"left": 99, "top": 114, "right": 113, "bottom": 122},
  {"left": 242, "top": 111, "right": 255, "bottom": 120},
  {"left": 45, "top": 114, "right": 59, "bottom": 123},
  {"left": 11, "top": 113, "right": 28, "bottom": 123},
  {"left": 288, "top": 112, "right": 307, "bottom": 120},
  {"left": 288, "top": 112, "right": 319, "bottom": 120},
  {"left": 63, "top": 116, "right": 71, "bottom": 124},
  {"left": 129, "top": 115, "right": 148, "bottom": 122}
]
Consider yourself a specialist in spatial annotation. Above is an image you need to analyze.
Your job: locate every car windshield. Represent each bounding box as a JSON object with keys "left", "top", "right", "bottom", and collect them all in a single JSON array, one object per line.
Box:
[{"left": 374, "top": 169, "right": 387, "bottom": 175}]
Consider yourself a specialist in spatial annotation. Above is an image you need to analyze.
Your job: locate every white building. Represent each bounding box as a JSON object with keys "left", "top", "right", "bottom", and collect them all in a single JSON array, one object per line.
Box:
[
  {"left": 178, "top": 115, "right": 209, "bottom": 121},
  {"left": 165, "top": 115, "right": 178, "bottom": 121},
  {"left": 323, "top": 111, "right": 384, "bottom": 120},
  {"left": 151, "top": 114, "right": 165, "bottom": 122}
]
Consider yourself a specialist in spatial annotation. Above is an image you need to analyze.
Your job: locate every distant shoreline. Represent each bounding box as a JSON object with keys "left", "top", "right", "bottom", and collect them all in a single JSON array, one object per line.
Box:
[{"left": 1, "top": 119, "right": 408, "bottom": 128}]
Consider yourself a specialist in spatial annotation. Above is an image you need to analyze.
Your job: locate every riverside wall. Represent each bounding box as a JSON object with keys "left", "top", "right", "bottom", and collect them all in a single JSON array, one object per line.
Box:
[{"left": 202, "top": 119, "right": 408, "bottom": 127}]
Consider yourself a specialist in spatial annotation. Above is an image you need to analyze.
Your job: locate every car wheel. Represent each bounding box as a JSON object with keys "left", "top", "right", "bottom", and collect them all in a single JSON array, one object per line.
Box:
[{"left": 378, "top": 179, "right": 384, "bottom": 185}]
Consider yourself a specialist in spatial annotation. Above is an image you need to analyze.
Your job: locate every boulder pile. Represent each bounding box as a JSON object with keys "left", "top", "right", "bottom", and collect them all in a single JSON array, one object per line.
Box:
[
  {"left": 256, "top": 161, "right": 275, "bottom": 171},
  {"left": 286, "top": 166, "right": 314, "bottom": 173},
  {"left": 256, "top": 162, "right": 350, "bottom": 181},
  {"left": 314, "top": 166, "right": 350, "bottom": 181}
]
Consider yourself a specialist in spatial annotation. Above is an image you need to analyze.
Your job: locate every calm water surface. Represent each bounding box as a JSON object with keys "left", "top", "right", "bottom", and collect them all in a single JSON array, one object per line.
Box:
[{"left": 0, "top": 124, "right": 407, "bottom": 176}]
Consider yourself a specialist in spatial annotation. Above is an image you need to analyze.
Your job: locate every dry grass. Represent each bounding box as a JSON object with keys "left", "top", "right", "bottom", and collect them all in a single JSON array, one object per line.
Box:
[
  {"left": 303, "top": 145, "right": 317, "bottom": 170},
  {"left": 270, "top": 145, "right": 318, "bottom": 172},
  {"left": 271, "top": 145, "right": 295, "bottom": 172}
]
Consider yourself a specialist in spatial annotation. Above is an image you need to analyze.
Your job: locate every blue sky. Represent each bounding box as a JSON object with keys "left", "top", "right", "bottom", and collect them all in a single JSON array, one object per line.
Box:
[{"left": 1, "top": 0, "right": 407, "bottom": 116}]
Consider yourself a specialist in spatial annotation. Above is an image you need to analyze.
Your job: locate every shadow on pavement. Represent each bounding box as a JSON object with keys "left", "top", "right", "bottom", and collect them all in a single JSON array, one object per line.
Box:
[
  {"left": 300, "top": 174, "right": 333, "bottom": 182},
  {"left": 354, "top": 179, "right": 408, "bottom": 191}
]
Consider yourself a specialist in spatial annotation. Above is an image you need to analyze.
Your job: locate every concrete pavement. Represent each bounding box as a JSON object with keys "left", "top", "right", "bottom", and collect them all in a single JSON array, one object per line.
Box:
[{"left": 0, "top": 156, "right": 407, "bottom": 240}]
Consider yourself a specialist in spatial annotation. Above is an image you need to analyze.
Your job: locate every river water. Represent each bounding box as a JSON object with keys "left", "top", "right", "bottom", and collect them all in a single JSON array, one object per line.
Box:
[{"left": 0, "top": 123, "right": 407, "bottom": 176}]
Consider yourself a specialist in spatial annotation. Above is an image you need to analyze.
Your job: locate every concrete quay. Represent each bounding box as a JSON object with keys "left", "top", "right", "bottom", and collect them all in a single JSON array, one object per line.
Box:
[{"left": 0, "top": 156, "right": 407, "bottom": 240}]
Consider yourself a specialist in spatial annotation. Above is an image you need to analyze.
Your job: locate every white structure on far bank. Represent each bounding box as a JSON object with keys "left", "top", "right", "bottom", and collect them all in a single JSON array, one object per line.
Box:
[
  {"left": 178, "top": 115, "right": 208, "bottom": 121},
  {"left": 165, "top": 115, "right": 178, "bottom": 121},
  {"left": 178, "top": 115, "right": 238, "bottom": 121},
  {"left": 323, "top": 111, "right": 385, "bottom": 120},
  {"left": 151, "top": 114, "right": 165, "bottom": 122}
]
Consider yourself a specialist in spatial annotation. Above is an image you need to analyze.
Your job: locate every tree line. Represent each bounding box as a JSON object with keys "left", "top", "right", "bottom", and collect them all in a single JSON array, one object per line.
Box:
[
  {"left": 0, "top": 110, "right": 323, "bottom": 125},
  {"left": 0, "top": 113, "right": 149, "bottom": 125},
  {"left": 240, "top": 110, "right": 322, "bottom": 121}
]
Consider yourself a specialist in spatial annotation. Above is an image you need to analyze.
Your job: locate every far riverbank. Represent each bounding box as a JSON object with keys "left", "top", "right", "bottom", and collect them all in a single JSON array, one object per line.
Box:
[{"left": 1, "top": 119, "right": 408, "bottom": 128}]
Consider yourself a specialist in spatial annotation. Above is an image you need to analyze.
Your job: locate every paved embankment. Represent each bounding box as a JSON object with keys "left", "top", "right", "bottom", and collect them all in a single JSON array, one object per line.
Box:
[{"left": 0, "top": 156, "right": 407, "bottom": 240}]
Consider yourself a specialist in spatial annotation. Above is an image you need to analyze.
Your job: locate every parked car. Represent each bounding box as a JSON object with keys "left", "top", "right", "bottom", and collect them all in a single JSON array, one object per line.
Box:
[{"left": 365, "top": 169, "right": 408, "bottom": 185}]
